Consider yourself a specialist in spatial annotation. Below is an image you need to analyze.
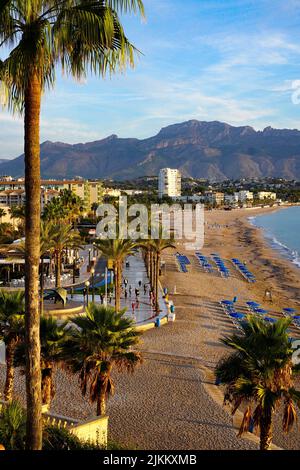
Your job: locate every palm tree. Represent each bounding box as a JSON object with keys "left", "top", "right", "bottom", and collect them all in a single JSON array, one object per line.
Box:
[
  {"left": 48, "top": 223, "right": 82, "bottom": 288},
  {"left": 0, "top": 0, "right": 144, "bottom": 449},
  {"left": 8, "top": 205, "right": 25, "bottom": 221},
  {"left": 0, "top": 290, "right": 25, "bottom": 401},
  {"left": 91, "top": 202, "right": 99, "bottom": 221},
  {"left": 13, "top": 220, "right": 53, "bottom": 313},
  {"left": 0, "top": 222, "right": 15, "bottom": 244},
  {"left": 15, "top": 317, "right": 68, "bottom": 406},
  {"left": 64, "top": 304, "right": 142, "bottom": 416},
  {"left": 43, "top": 190, "right": 83, "bottom": 225},
  {"left": 215, "top": 315, "right": 300, "bottom": 450},
  {"left": 0, "top": 208, "right": 6, "bottom": 223},
  {"left": 146, "top": 238, "right": 175, "bottom": 311},
  {"left": 95, "top": 239, "right": 138, "bottom": 311}
]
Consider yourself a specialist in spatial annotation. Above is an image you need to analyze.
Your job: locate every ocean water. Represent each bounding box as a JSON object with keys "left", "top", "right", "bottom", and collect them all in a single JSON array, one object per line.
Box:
[{"left": 249, "top": 206, "right": 300, "bottom": 269}]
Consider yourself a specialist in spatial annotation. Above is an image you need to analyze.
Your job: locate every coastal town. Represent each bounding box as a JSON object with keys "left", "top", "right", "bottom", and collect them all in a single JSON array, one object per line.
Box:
[
  {"left": 1, "top": 0, "right": 300, "bottom": 460},
  {"left": 0, "top": 167, "right": 299, "bottom": 451}
]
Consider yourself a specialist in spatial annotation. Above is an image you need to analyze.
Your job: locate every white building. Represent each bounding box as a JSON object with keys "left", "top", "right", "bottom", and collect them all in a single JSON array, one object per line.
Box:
[
  {"left": 158, "top": 168, "right": 181, "bottom": 199},
  {"left": 224, "top": 194, "right": 239, "bottom": 205},
  {"left": 204, "top": 191, "right": 225, "bottom": 205},
  {"left": 234, "top": 190, "right": 254, "bottom": 203},
  {"left": 257, "top": 191, "right": 277, "bottom": 200}
]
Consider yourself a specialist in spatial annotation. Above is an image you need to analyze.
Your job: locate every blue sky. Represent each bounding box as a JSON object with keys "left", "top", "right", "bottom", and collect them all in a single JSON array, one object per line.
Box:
[{"left": 1, "top": 0, "right": 300, "bottom": 158}]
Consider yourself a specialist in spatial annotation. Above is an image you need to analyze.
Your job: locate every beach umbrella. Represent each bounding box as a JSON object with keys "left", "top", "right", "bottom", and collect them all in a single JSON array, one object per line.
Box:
[
  {"left": 293, "top": 315, "right": 300, "bottom": 320},
  {"left": 221, "top": 300, "right": 234, "bottom": 305}
]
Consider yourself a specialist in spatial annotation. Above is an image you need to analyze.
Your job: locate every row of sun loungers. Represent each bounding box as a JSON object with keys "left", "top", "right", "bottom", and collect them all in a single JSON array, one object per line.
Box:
[
  {"left": 231, "top": 258, "right": 256, "bottom": 283},
  {"left": 282, "top": 307, "right": 300, "bottom": 330},
  {"left": 175, "top": 254, "right": 190, "bottom": 273},
  {"left": 195, "top": 252, "right": 213, "bottom": 273},
  {"left": 211, "top": 253, "right": 230, "bottom": 278},
  {"left": 220, "top": 300, "right": 246, "bottom": 331},
  {"left": 221, "top": 299, "right": 299, "bottom": 340}
]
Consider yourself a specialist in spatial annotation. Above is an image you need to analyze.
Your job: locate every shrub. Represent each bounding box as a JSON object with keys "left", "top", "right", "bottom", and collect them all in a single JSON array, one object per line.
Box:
[{"left": 0, "top": 400, "right": 26, "bottom": 450}]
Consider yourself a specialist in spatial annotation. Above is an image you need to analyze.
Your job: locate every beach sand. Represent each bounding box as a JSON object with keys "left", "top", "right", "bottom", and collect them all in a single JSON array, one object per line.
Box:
[{"left": 1, "top": 206, "right": 299, "bottom": 450}]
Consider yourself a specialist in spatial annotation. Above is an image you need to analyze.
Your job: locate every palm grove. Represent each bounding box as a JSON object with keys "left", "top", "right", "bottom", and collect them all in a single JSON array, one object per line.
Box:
[{"left": 0, "top": 0, "right": 145, "bottom": 450}]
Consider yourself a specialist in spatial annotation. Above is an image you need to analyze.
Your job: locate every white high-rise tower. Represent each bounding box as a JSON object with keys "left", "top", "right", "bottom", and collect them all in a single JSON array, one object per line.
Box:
[{"left": 158, "top": 168, "right": 181, "bottom": 199}]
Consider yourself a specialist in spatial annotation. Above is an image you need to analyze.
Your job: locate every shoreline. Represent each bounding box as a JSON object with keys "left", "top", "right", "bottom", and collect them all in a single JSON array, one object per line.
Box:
[
  {"left": 203, "top": 205, "right": 300, "bottom": 306},
  {"left": 247, "top": 205, "right": 300, "bottom": 271}
]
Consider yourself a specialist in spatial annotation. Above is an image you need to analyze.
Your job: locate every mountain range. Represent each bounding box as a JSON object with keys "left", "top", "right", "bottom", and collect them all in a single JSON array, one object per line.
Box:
[{"left": 1, "top": 120, "right": 300, "bottom": 181}]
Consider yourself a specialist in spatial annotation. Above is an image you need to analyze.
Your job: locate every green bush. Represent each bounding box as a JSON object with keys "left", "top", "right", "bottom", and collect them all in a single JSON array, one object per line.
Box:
[
  {"left": 0, "top": 401, "right": 134, "bottom": 450},
  {"left": 43, "top": 425, "right": 131, "bottom": 450},
  {"left": 0, "top": 400, "right": 26, "bottom": 450}
]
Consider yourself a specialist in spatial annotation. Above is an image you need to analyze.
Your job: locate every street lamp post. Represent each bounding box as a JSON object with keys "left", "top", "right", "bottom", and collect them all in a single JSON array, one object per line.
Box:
[
  {"left": 91, "top": 267, "right": 95, "bottom": 303},
  {"left": 85, "top": 280, "right": 90, "bottom": 306}
]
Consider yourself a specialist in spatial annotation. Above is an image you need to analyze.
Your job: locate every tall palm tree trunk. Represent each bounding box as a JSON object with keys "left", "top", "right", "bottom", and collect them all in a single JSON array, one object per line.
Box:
[
  {"left": 115, "top": 261, "right": 122, "bottom": 312},
  {"left": 4, "top": 340, "right": 15, "bottom": 402},
  {"left": 150, "top": 250, "right": 154, "bottom": 289},
  {"left": 155, "top": 253, "right": 160, "bottom": 311},
  {"left": 55, "top": 252, "right": 61, "bottom": 288},
  {"left": 260, "top": 415, "right": 273, "bottom": 450},
  {"left": 97, "top": 385, "right": 107, "bottom": 416},
  {"left": 41, "top": 366, "right": 53, "bottom": 406},
  {"left": 146, "top": 249, "right": 150, "bottom": 277},
  {"left": 24, "top": 72, "right": 42, "bottom": 450},
  {"left": 39, "top": 256, "right": 44, "bottom": 314}
]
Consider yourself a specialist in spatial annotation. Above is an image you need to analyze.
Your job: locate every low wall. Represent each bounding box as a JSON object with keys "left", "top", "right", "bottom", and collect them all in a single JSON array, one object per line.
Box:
[
  {"left": 71, "top": 415, "right": 108, "bottom": 447},
  {"left": 0, "top": 401, "right": 108, "bottom": 448}
]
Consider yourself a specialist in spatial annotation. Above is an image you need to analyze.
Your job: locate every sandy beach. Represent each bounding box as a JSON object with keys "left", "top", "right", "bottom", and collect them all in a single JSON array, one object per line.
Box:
[{"left": 1, "top": 205, "right": 300, "bottom": 450}]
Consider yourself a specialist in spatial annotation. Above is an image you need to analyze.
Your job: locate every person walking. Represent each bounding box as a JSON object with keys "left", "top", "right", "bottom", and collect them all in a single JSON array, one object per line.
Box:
[
  {"left": 124, "top": 289, "right": 128, "bottom": 299},
  {"left": 135, "top": 299, "right": 140, "bottom": 309},
  {"left": 138, "top": 280, "right": 142, "bottom": 287},
  {"left": 129, "top": 285, "right": 132, "bottom": 297},
  {"left": 100, "top": 293, "right": 104, "bottom": 304},
  {"left": 131, "top": 301, "right": 135, "bottom": 314}
]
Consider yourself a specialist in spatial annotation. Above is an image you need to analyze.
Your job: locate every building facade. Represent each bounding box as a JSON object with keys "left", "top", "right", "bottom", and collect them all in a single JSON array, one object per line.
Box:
[
  {"left": 158, "top": 168, "right": 181, "bottom": 199},
  {"left": 257, "top": 191, "right": 277, "bottom": 200},
  {"left": 0, "top": 179, "right": 104, "bottom": 212},
  {"left": 234, "top": 190, "right": 254, "bottom": 202}
]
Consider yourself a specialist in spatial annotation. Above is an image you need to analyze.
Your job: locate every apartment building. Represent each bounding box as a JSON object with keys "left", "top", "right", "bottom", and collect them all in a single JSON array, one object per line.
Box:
[
  {"left": 204, "top": 191, "right": 225, "bottom": 205},
  {"left": 158, "top": 168, "right": 181, "bottom": 199},
  {"left": 0, "top": 179, "right": 104, "bottom": 212},
  {"left": 257, "top": 191, "right": 277, "bottom": 200},
  {"left": 234, "top": 190, "right": 254, "bottom": 202}
]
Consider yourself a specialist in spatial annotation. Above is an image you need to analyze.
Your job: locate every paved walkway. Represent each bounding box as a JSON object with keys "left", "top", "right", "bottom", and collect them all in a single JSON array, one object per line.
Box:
[
  {"left": 70, "top": 251, "right": 168, "bottom": 324},
  {"left": 119, "top": 253, "right": 168, "bottom": 323}
]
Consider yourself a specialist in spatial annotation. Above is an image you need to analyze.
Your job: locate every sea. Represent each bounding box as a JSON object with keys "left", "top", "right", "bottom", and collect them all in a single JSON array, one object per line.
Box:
[{"left": 249, "top": 206, "right": 300, "bottom": 269}]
